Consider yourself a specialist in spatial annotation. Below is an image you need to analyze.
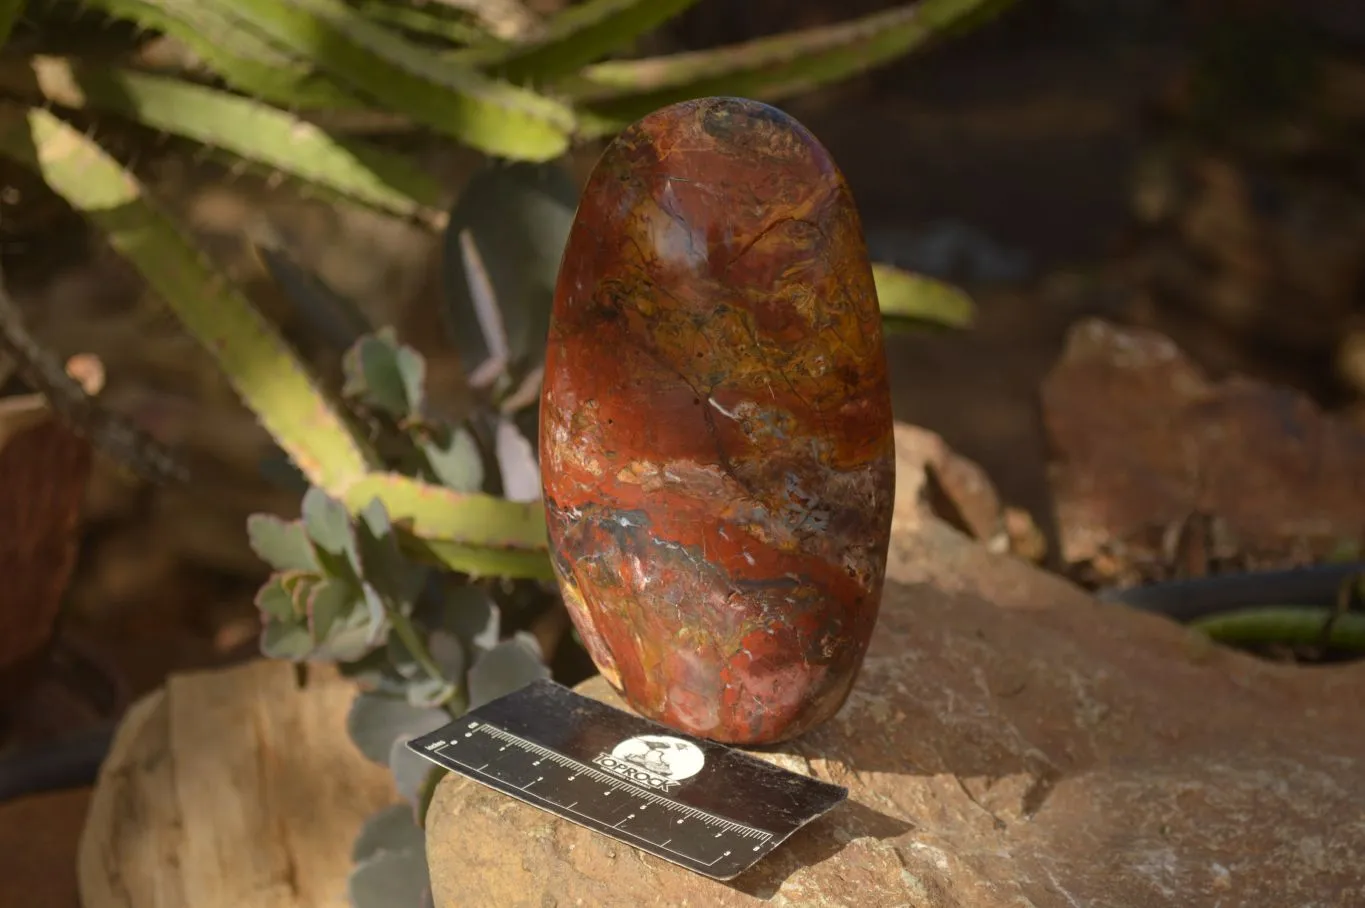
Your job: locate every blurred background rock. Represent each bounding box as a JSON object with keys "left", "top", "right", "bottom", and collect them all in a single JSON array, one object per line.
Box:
[
  {"left": 0, "top": 0, "right": 1362, "bottom": 733},
  {"left": 1, "top": 3, "right": 1363, "bottom": 903}
]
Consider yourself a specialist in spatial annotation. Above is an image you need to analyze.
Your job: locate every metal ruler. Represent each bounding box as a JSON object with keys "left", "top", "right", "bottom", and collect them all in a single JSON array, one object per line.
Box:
[{"left": 408, "top": 679, "right": 847, "bottom": 881}]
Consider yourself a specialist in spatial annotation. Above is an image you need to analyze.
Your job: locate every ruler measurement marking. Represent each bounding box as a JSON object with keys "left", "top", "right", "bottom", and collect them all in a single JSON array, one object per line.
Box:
[
  {"left": 439, "top": 723, "right": 775, "bottom": 847},
  {"left": 466, "top": 725, "right": 775, "bottom": 841},
  {"left": 407, "top": 683, "right": 851, "bottom": 882},
  {"left": 449, "top": 760, "right": 750, "bottom": 869}
]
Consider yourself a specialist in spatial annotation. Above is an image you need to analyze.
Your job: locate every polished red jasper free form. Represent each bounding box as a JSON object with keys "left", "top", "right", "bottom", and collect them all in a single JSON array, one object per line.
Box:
[{"left": 540, "top": 97, "right": 895, "bottom": 745}]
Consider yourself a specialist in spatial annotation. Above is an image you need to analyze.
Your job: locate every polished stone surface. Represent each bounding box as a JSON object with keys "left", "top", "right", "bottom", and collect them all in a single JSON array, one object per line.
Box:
[{"left": 540, "top": 97, "right": 894, "bottom": 744}]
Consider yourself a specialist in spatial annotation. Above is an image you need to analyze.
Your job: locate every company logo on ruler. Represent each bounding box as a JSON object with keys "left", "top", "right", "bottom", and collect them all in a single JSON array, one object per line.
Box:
[
  {"left": 408, "top": 679, "right": 848, "bottom": 881},
  {"left": 594, "top": 735, "right": 704, "bottom": 791}
]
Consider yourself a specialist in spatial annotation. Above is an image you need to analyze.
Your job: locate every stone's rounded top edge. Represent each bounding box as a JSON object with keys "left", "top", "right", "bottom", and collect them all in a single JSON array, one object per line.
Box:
[
  {"left": 608, "top": 95, "right": 839, "bottom": 175},
  {"left": 624, "top": 95, "right": 795, "bottom": 133}
]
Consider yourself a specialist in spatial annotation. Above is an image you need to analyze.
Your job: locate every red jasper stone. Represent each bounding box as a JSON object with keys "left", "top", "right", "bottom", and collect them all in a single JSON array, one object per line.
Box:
[{"left": 540, "top": 97, "right": 895, "bottom": 745}]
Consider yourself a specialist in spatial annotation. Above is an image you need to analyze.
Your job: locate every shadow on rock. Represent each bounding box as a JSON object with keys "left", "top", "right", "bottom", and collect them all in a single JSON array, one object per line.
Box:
[
  {"left": 422, "top": 425, "right": 1365, "bottom": 907},
  {"left": 729, "top": 799, "right": 914, "bottom": 899}
]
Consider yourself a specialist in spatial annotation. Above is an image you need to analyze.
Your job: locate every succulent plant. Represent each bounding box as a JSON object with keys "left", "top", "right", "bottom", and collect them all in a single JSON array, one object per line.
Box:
[
  {"left": 0, "top": 0, "right": 995, "bottom": 524},
  {"left": 0, "top": 1, "right": 1002, "bottom": 904},
  {"left": 239, "top": 146, "right": 984, "bottom": 905},
  {"left": 247, "top": 214, "right": 560, "bottom": 904},
  {"left": 248, "top": 481, "right": 551, "bottom": 907}
]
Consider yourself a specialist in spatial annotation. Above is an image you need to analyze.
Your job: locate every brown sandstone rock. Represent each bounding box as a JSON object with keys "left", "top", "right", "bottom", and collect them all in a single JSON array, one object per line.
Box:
[
  {"left": 1042, "top": 318, "right": 1365, "bottom": 582},
  {"left": 426, "top": 423, "right": 1365, "bottom": 907},
  {"left": 78, "top": 660, "right": 398, "bottom": 908},
  {"left": 0, "top": 356, "right": 97, "bottom": 704}
]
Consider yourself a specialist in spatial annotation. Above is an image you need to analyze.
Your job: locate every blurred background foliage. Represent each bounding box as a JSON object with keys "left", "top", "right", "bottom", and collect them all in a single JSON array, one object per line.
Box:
[
  {"left": 0, "top": 0, "right": 1005, "bottom": 903},
  {"left": 2, "top": 0, "right": 1365, "bottom": 901}
]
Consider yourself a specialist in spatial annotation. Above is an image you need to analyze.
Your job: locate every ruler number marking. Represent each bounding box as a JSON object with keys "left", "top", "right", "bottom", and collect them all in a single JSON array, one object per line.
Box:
[
  {"left": 475, "top": 724, "right": 773, "bottom": 837},
  {"left": 433, "top": 721, "right": 778, "bottom": 868}
]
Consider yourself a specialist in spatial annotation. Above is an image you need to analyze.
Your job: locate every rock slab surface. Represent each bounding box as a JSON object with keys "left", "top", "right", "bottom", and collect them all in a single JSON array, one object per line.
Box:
[
  {"left": 1042, "top": 318, "right": 1365, "bottom": 574},
  {"left": 428, "top": 424, "right": 1365, "bottom": 907},
  {"left": 79, "top": 660, "right": 397, "bottom": 908}
]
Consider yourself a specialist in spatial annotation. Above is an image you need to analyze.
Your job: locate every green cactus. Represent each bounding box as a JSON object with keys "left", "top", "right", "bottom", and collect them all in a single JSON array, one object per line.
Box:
[
  {"left": 242, "top": 286, "right": 556, "bottom": 905},
  {"left": 0, "top": 104, "right": 379, "bottom": 490},
  {"left": 0, "top": 2, "right": 1009, "bottom": 904},
  {"left": 350, "top": 0, "right": 488, "bottom": 47},
  {"left": 456, "top": 0, "right": 703, "bottom": 82},
  {"left": 85, "top": 0, "right": 370, "bottom": 110},
  {"left": 563, "top": 0, "right": 1011, "bottom": 133},
  {"left": 873, "top": 263, "right": 977, "bottom": 331},
  {"left": 0, "top": 103, "right": 556, "bottom": 583},
  {"left": 0, "top": 55, "right": 444, "bottom": 221},
  {"left": 219, "top": 0, "right": 578, "bottom": 160}
]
